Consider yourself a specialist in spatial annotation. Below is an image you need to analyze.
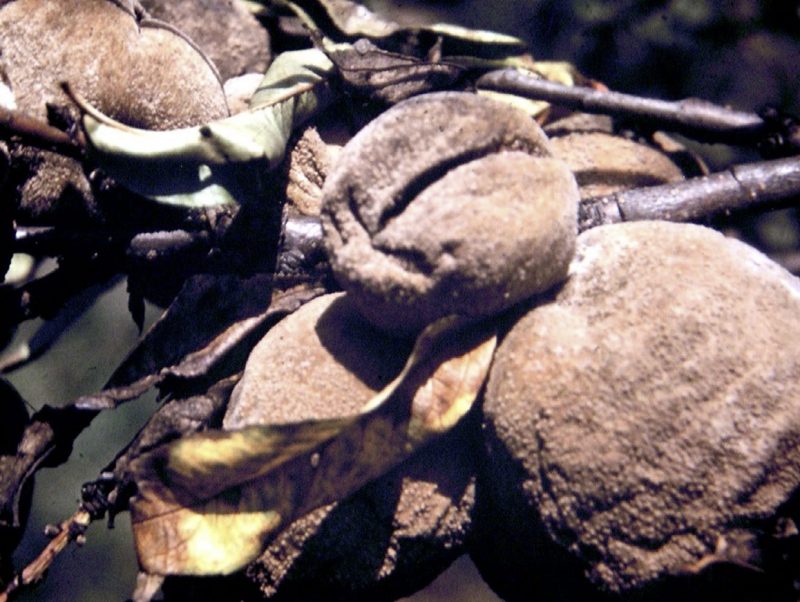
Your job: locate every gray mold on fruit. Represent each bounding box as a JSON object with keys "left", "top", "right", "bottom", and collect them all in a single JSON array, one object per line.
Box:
[
  {"left": 550, "top": 130, "right": 686, "bottom": 198},
  {"left": 321, "top": 92, "right": 579, "bottom": 335},
  {"left": 224, "top": 293, "right": 479, "bottom": 601},
  {"left": 0, "top": 0, "right": 229, "bottom": 222},
  {"left": 475, "top": 220, "right": 800, "bottom": 598}
]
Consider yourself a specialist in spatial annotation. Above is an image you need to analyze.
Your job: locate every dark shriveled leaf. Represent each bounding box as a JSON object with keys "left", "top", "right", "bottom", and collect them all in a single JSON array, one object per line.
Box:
[
  {"left": 326, "top": 39, "right": 462, "bottom": 104},
  {"left": 92, "top": 376, "right": 241, "bottom": 516},
  {"left": 0, "top": 402, "right": 95, "bottom": 570},
  {"left": 129, "top": 317, "right": 496, "bottom": 575},
  {"left": 76, "top": 279, "right": 324, "bottom": 410}
]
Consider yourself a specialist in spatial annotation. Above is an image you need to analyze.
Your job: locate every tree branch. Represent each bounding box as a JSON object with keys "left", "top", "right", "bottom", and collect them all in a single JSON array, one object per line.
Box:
[
  {"left": 476, "top": 69, "right": 800, "bottom": 154},
  {"left": 578, "top": 156, "right": 800, "bottom": 231},
  {"left": 264, "top": 157, "right": 800, "bottom": 257},
  {"left": 0, "top": 509, "right": 92, "bottom": 602}
]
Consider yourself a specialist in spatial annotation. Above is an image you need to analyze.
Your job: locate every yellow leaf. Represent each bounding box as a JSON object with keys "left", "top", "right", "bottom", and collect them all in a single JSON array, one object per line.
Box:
[{"left": 130, "top": 316, "right": 496, "bottom": 575}]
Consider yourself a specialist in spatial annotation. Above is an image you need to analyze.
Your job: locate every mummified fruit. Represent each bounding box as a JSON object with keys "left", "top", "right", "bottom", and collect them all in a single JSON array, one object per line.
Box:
[
  {"left": 475, "top": 221, "right": 800, "bottom": 600},
  {"left": 321, "top": 91, "right": 579, "bottom": 335},
  {"left": 0, "top": 0, "right": 228, "bottom": 222},
  {"left": 139, "top": 0, "right": 270, "bottom": 81},
  {"left": 224, "top": 293, "right": 480, "bottom": 601}
]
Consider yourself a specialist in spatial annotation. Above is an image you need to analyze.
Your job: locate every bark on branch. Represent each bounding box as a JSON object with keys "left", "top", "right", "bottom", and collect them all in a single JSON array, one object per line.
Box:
[
  {"left": 477, "top": 69, "right": 800, "bottom": 154},
  {"left": 578, "top": 156, "right": 800, "bottom": 230}
]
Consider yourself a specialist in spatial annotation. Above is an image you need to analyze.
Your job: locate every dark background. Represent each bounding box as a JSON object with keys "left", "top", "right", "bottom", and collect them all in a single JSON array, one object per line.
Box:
[{"left": 8, "top": 1, "right": 800, "bottom": 600}]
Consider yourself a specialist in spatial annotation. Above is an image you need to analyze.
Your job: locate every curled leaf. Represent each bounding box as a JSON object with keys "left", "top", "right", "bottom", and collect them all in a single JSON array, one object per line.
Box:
[
  {"left": 309, "top": 0, "right": 400, "bottom": 39},
  {"left": 422, "top": 22, "right": 527, "bottom": 58},
  {"left": 284, "top": 0, "right": 525, "bottom": 56},
  {"left": 326, "top": 38, "right": 462, "bottom": 104},
  {"left": 273, "top": 0, "right": 526, "bottom": 63},
  {"left": 76, "top": 279, "right": 323, "bottom": 411},
  {"left": 130, "top": 317, "right": 496, "bottom": 575},
  {"left": 72, "top": 49, "right": 335, "bottom": 207}
]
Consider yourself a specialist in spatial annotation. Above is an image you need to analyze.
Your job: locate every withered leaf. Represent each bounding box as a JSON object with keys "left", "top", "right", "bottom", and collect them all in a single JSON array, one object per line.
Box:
[
  {"left": 76, "top": 278, "right": 323, "bottom": 410},
  {"left": 284, "top": 0, "right": 525, "bottom": 58},
  {"left": 108, "top": 376, "right": 240, "bottom": 487},
  {"left": 327, "top": 38, "right": 462, "bottom": 104},
  {"left": 129, "top": 317, "right": 497, "bottom": 576}
]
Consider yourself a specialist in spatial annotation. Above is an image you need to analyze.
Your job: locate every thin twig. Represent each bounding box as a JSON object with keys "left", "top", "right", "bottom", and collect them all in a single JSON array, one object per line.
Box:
[
  {"left": 0, "top": 105, "right": 84, "bottom": 159},
  {"left": 476, "top": 69, "right": 773, "bottom": 148},
  {"left": 0, "top": 509, "right": 92, "bottom": 602},
  {"left": 578, "top": 155, "right": 800, "bottom": 231}
]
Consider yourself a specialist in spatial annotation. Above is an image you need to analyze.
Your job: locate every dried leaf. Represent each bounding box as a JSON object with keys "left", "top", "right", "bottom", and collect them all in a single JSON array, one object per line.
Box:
[
  {"left": 129, "top": 317, "right": 497, "bottom": 575},
  {"left": 76, "top": 279, "right": 323, "bottom": 410},
  {"left": 104, "top": 376, "right": 239, "bottom": 497},
  {"left": 326, "top": 38, "right": 462, "bottom": 103},
  {"left": 273, "top": 0, "right": 527, "bottom": 65},
  {"left": 73, "top": 49, "right": 335, "bottom": 207},
  {"left": 292, "top": 0, "right": 525, "bottom": 57},
  {"left": 313, "top": 0, "right": 400, "bottom": 39}
]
